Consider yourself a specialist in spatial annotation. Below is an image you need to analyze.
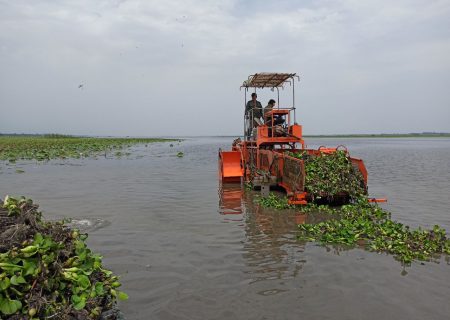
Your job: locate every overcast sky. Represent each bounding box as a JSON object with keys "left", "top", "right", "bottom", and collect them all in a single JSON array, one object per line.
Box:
[{"left": 1, "top": 0, "right": 449, "bottom": 136}]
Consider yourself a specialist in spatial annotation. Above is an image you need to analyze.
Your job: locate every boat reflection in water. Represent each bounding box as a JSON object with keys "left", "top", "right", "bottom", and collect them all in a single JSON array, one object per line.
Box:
[
  {"left": 218, "top": 184, "right": 393, "bottom": 292},
  {"left": 218, "top": 183, "right": 244, "bottom": 219},
  {"left": 218, "top": 183, "right": 309, "bottom": 290}
]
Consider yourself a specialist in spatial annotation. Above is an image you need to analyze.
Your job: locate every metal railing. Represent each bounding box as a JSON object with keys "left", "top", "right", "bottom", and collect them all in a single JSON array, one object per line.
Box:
[{"left": 244, "top": 107, "right": 295, "bottom": 140}]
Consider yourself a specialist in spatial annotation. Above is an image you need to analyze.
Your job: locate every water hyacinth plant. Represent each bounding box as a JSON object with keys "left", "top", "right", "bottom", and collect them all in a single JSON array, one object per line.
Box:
[
  {"left": 0, "top": 196, "right": 127, "bottom": 319},
  {"left": 255, "top": 192, "right": 293, "bottom": 210},
  {"left": 288, "top": 150, "right": 366, "bottom": 201},
  {"left": 0, "top": 135, "right": 176, "bottom": 162},
  {"left": 254, "top": 151, "right": 450, "bottom": 265},
  {"left": 298, "top": 199, "right": 450, "bottom": 264}
]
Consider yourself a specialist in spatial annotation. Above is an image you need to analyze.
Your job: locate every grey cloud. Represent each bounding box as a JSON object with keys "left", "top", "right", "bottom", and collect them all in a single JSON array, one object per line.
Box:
[{"left": 1, "top": 0, "right": 449, "bottom": 136}]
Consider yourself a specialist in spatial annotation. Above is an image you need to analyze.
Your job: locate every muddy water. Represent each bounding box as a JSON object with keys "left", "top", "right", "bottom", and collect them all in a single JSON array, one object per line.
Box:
[{"left": 1, "top": 137, "right": 450, "bottom": 320}]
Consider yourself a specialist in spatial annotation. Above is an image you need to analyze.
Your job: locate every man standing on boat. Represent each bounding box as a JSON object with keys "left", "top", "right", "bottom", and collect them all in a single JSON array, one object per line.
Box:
[
  {"left": 245, "top": 93, "right": 263, "bottom": 138},
  {"left": 246, "top": 92, "right": 263, "bottom": 120}
]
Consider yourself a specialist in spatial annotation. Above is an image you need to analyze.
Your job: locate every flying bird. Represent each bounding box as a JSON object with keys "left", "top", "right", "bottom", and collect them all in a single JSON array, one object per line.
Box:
[
  {"left": 78, "top": 84, "right": 84, "bottom": 89},
  {"left": 176, "top": 15, "right": 188, "bottom": 23}
]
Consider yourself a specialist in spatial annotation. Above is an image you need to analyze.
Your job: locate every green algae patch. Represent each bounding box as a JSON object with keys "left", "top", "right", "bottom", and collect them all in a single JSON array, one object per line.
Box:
[
  {"left": 0, "top": 196, "right": 127, "bottom": 319},
  {"left": 0, "top": 135, "right": 176, "bottom": 162}
]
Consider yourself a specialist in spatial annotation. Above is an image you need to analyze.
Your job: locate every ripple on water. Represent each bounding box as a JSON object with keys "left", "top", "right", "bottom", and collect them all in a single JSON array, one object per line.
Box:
[
  {"left": 67, "top": 218, "right": 111, "bottom": 232},
  {"left": 257, "top": 288, "right": 289, "bottom": 296}
]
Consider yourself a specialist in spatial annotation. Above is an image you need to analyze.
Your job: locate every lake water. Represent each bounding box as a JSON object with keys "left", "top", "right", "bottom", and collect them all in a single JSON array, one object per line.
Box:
[{"left": 1, "top": 137, "right": 450, "bottom": 320}]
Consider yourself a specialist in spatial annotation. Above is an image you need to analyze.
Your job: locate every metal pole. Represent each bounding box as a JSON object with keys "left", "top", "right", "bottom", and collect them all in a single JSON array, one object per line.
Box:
[
  {"left": 244, "top": 88, "right": 247, "bottom": 140},
  {"left": 253, "top": 89, "right": 257, "bottom": 140},
  {"left": 292, "top": 77, "right": 296, "bottom": 123},
  {"left": 277, "top": 87, "right": 280, "bottom": 109}
]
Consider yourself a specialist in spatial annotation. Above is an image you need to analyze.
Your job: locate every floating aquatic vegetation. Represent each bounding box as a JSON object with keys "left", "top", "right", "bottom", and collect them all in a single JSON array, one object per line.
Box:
[
  {"left": 0, "top": 196, "right": 127, "bottom": 319},
  {"left": 176, "top": 152, "right": 184, "bottom": 158},
  {"left": 298, "top": 199, "right": 450, "bottom": 265},
  {"left": 254, "top": 151, "right": 450, "bottom": 265},
  {"left": 256, "top": 194, "right": 450, "bottom": 264},
  {"left": 255, "top": 193, "right": 337, "bottom": 214},
  {"left": 255, "top": 193, "right": 293, "bottom": 210},
  {"left": 0, "top": 135, "right": 177, "bottom": 162}
]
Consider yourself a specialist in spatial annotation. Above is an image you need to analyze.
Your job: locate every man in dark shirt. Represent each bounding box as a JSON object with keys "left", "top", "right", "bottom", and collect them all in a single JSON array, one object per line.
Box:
[
  {"left": 245, "top": 92, "right": 263, "bottom": 120},
  {"left": 245, "top": 92, "right": 263, "bottom": 139}
]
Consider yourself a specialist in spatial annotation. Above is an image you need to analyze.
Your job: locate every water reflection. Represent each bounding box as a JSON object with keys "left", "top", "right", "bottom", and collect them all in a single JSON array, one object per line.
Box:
[
  {"left": 219, "top": 184, "right": 308, "bottom": 290},
  {"left": 218, "top": 183, "right": 244, "bottom": 217},
  {"left": 242, "top": 196, "right": 307, "bottom": 287},
  {"left": 221, "top": 181, "right": 450, "bottom": 271}
]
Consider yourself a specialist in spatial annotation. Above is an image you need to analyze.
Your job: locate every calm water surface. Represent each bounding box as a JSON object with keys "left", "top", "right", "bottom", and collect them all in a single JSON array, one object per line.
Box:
[{"left": 1, "top": 137, "right": 450, "bottom": 320}]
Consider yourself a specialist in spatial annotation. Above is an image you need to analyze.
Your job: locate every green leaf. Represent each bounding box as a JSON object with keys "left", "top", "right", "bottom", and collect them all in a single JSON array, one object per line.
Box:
[
  {"left": 0, "top": 298, "right": 22, "bottom": 315},
  {"left": 20, "top": 245, "right": 38, "bottom": 257},
  {"left": 77, "top": 275, "right": 91, "bottom": 290},
  {"left": 117, "top": 291, "right": 129, "bottom": 301},
  {"left": 23, "top": 259, "right": 37, "bottom": 276},
  {"left": 33, "top": 233, "right": 44, "bottom": 245},
  {"left": 0, "top": 277, "right": 10, "bottom": 290},
  {"left": 71, "top": 295, "right": 86, "bottom": 310},
  {"left": 41, "top": 237, "right": 55, "bottom": 250},
  {"left": 10, "top": 275, "right": 26, "bottom": 286},
  {"left": 95, "top": 282, "right": 104, "bottom": 296},
  {"left": 0, "top": 263, "right": 23, "bottom": 273}
]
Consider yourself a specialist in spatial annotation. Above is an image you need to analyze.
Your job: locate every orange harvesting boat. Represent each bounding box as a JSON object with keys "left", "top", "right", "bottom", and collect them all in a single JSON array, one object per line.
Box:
[{"left": 218, "top": 73, "right": 385, "bottom": 205}]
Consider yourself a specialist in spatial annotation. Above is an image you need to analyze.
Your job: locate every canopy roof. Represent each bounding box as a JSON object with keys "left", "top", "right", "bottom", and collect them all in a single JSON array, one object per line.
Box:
[{"left": 242, "top": 73, "right": 297, "bottom": 88}]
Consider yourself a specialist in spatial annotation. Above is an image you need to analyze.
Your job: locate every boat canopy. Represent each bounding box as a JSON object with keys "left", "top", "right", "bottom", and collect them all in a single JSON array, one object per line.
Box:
[{"left": 242, "top": 73, "right": 297, "bottom": 89}]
